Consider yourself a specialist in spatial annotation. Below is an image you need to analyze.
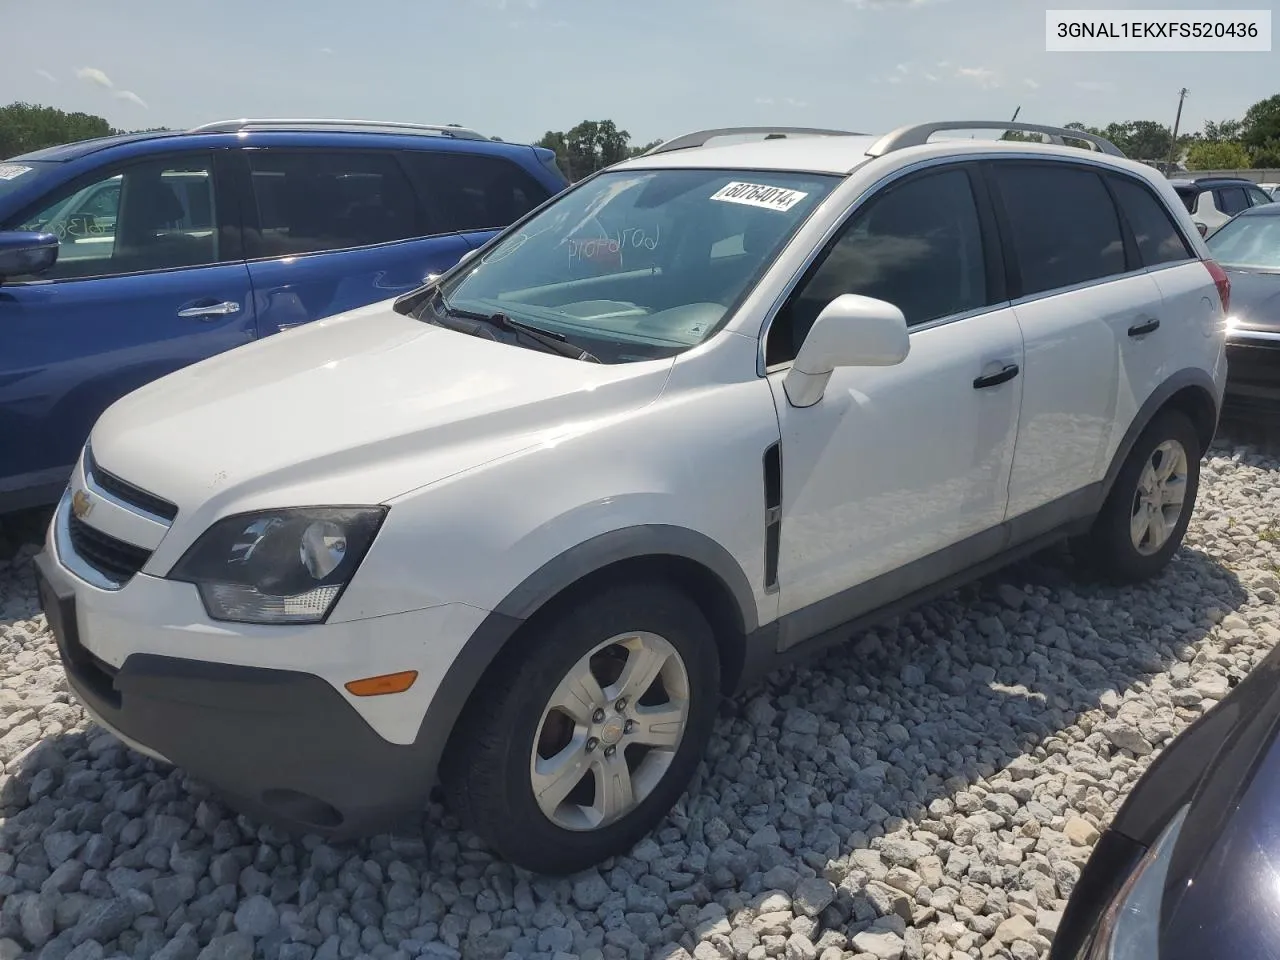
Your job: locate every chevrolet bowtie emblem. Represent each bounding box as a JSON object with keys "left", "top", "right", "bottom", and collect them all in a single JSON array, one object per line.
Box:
[{"left": 71, "top": 488, "right": 93, "bottom": 520}]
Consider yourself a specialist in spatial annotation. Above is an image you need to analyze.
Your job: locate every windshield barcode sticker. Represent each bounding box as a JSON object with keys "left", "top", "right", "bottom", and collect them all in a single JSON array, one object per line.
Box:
[
  {"left": 711, "top": 181, "right": 809, "bottom": 212},
  {"left": 0, "top": 164, "right": 33, "bottom": 181}
]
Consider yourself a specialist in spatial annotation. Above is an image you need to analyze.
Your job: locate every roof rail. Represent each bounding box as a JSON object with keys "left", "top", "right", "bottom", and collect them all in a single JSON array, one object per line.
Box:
[
  {"left": 645, "top": 126, "right": 864, "bottom": 157},
  {"left": 186, "top": 118, "right": 491, "bottom": 141},
  {"left": 865, "top": 120, "right": 1124, "bottom": 158}
]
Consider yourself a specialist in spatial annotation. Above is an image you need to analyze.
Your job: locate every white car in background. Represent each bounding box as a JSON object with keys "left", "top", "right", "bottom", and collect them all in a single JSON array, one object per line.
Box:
[{"left": 37, "top": 120, "right": 1229, "bottom": 874}]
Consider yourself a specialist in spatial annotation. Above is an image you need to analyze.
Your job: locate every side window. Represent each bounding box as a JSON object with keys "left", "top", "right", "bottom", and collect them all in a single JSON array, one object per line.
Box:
[
  {"left": 767, "top": 168, "right": 988, "bottom": 366},
  {"left": 245, "top": 151, "right": 419, "bottom": 258},
  {"left": 9, "top": 157, "right": 220, "bottom": 281},
  {"left": 1215, "top": 187, "right": 1249, "bottom": 217},
  {"left": 402, "top": 152, "right": 551, "bottom": 233},
  {"left": 1247, "top": 186, "right": 1274, "bottom": 207},
  {"left": 990, "top": 163, "right": 1125, "bottom": 296},
  {"left": 1173, "top": 188, "right": 1197, "bottom": 214},
  {"left": 1109, "top": 176, "right": 1193, "bottom": 267}
]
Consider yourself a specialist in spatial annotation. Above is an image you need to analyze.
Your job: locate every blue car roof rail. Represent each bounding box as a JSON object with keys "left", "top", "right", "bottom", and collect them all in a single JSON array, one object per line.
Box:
[{"left": 186, "top": 118, "right": 491, "bottom": 141}]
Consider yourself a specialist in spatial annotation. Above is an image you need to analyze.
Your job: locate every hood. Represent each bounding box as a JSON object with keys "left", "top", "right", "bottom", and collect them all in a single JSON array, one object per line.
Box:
[
  {"left": 89, "top": 300, "right": 672, "bottom": 513},
  {"left": 1224, "top": 267, "right": 1280, "bottom": 333},
  {"left": 1159, "top": 718, "right": 1280, "bottom": 959}
]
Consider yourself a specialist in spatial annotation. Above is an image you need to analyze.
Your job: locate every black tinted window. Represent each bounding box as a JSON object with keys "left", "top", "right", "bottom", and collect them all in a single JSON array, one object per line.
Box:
[
  {"left": 992, "top": 164, "right": 1125, "bottom": 296},
  {"left": 245, "top": 151, "right": 419, "bottom": 258},
  {"left": 1110, "top": 177, "right": 1193, "bottom": 266},
  {"left": 8, "top": 156, "right": 222, "bottom": 281},
  {"left": 1216, "top": 186, "right": 1249, "bottom": 216},
  {"left": 1174, "top": 187, "right": 1198, "bottom": 214},
  {"left": 403, "top": 152, "right": 551, "bottom": 232},
  {"left": 769, "top": 168, "right": 988, "bottom": 364}
]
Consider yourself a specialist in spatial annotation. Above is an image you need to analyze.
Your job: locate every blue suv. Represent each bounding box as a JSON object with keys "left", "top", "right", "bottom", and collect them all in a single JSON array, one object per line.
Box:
[{"left": 0, "top": 119, "right": 568, "bottom": 512}]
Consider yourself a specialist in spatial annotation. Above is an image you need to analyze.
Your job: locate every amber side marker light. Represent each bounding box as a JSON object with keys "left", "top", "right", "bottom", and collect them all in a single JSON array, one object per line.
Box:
[{"left": 345, "top": 671, "right": 419, "bottom": 696}]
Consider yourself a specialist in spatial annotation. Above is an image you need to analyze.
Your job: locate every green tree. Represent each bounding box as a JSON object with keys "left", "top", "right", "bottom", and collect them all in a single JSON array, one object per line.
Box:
[
  {"left": 1250, "top": 139, "right": 1280, "bottom": 168},
  {"left": 1241, "top": 95, "right": 1280, "bottom": 150},
  {"left": 0, "top": 102, "right": 119, "bottom": 159},
  {"left": 536, "top": 120, "right": 634, "bottom": 180},
  {"left": 1203, "top": 119, "right": 1244, "bottom": 142},
  {"left": 1185, "top": 139, "right": 1251, "bottom": 171},
  {"left": 629, "top": 138, "right": 662, "bottom": 157}
]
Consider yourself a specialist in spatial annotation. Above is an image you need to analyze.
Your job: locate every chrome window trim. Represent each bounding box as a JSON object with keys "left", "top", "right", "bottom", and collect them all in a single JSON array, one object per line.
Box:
[
  {"left": 754, "top": 150, "right": 1198, "bottom": 375},
  {"left": 1228, "top": 328, "right": 1280, "bottom": 344}
]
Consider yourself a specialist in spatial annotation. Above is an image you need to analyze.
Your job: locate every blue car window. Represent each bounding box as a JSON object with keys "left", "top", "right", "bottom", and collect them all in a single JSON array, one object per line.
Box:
[{"left": 9, "top": 156, "right": 222, "bottom": 281}]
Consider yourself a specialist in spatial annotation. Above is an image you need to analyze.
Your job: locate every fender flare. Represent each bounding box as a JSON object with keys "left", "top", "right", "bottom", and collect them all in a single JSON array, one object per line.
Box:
[
  {"left": 409, "top": 524, "right": 757, "bottom": 765},
  {"left": 1100, "top": 367, "right": 1220, "bottom": 504}
]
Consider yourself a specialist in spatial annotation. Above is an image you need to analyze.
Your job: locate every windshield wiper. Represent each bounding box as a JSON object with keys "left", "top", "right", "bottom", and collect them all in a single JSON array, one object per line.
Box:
[{"left": 439, "top": 301, "right": 601, "bottom": 363}]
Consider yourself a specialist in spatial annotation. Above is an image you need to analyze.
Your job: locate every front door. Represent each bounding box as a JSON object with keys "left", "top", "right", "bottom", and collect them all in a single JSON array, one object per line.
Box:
[
  {"left": 762, "top": 165, "right": 1023, "bottom": 649},
  {"left": 0, "top": 152, "right": 255, "bottom": 507}
]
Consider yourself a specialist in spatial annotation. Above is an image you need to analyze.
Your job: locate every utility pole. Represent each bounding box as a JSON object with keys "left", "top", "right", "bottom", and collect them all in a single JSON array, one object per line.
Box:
[
  {"left": 1011, "top": 106, "right": 1021, "bottom": 122},
  {"left": 1168, "top": 87, "right": 1188, "bottom": 164}
]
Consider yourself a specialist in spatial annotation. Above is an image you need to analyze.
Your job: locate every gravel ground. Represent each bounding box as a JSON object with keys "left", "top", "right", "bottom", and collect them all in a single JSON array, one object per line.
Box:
[{"left": 1, "top": 425, "right": 1279, "bottom": 960}]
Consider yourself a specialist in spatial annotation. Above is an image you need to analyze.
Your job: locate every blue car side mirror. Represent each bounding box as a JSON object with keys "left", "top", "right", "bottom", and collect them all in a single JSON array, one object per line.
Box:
[{"left": 0, "top": 231, "right": 59, "bottom": 281}]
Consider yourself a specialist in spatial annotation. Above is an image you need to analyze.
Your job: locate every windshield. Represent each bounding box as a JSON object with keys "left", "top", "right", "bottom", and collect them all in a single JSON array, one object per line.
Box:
[
  {"left": 429, "top": 167, "right": 839, "bottom": 363},
  {"left": 0, "top": 160, "right": 55, "bottom": 205},
  {"left": 1208, "top": 215, "right": 1280, "bottom": 271}
]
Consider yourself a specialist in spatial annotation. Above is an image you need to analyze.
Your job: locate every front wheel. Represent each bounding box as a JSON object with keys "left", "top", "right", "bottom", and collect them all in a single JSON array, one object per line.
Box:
[
  {"left": 1079, "top": 408, "right": 1201, "bottom": 582},
  {"left": 440, "top": 582, "right": 720, "bottom": 874}
]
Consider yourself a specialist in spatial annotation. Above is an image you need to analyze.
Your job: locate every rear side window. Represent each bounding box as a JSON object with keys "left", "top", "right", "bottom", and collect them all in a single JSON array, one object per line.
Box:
[
  {"left": 1173, "top": 187, "right": 1198, "bottom": 214},
  {"left": 1109, "top": 177, "right": 1193, "bottom": 267},
  {"left": 1215, "top": 186, "right": 1249, "bottom": 217},
  {"left": 245, "top": 151, "right": 419, "bottom": 258},
  {"left": 1247, "top": 186, "right": 1274, "bottom": 207},
  {"left": 990, "top": 163, "right": 1125, "bottom": 296},
  {"left": 402, "top": 152, "right": 551, "bottom": 232}
]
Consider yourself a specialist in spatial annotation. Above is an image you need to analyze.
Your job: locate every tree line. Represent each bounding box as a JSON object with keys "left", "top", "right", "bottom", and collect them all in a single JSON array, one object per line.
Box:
[
  {"left": 7, "top": 96, "right": 1280, "bottom": 175},
  {"left": 999, "top": 94, "right": 1280, "bottom": 170}
]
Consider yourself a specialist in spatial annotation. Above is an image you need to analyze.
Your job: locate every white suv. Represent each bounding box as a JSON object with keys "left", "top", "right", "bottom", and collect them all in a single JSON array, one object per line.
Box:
[{"left": 36, "top": 120, "right": 1230, "bottom": 874}]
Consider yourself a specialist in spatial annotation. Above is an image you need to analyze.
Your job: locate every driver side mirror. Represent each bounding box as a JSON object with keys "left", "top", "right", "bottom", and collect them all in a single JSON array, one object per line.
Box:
[
  {"left": 1195, "top": 222, "right": 1208, "bottom": 237},
  {"left": 0, "top": 231, "right": 59, "bottom": 282},
  {"left": 783, "top": 294, "right": 910, "bottom": 408}
]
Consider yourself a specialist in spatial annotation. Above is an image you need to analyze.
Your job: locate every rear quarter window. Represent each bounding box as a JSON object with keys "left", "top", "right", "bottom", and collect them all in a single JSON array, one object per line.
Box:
[
  {"left": 1109, "top": 176, "right": 1194, "bottom": 267},
  {"left": 402, "top": 151, "right": 552, "bottom": 233}
]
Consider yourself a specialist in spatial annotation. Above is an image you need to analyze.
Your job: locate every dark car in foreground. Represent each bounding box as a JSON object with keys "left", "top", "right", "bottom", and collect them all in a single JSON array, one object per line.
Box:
[
  {"left": 1206, "top": 202, "right": 1280, "bottom": 412},
  {"left": 1050, "top": 638, "right": 1279, "bottom": 960}
]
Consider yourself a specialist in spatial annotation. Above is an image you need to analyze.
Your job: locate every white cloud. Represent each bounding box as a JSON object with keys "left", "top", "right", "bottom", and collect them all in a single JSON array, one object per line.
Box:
[
  {"left": 895, "top": 63, "right": 910, "bottom": 74},
  {"left": 36, "top": 68, "right": 57, "bottom": 83},
  {"left": 956, "top": 66, "right": 1001, "bottom": 89},
  {"left": 923, "top": 72, "right": 938, "bottom": 82},
  {"left": 113, "top": 90, "right": 148, "bottom": 109},
  {"left": 75, "top": 67, "right": 114, "bottom": 89},
  {"left": 1024, "top": 78, "right": 1040, "bottom": 90},
  {"left": 318, "top": 47, "right": 333, "bottom": 54},
  {"left": 1074, "top": 80, "right": 1114, "bottom": 92},
  {"left": 937, "top": 60, "right": 951, "bottom": 68}
]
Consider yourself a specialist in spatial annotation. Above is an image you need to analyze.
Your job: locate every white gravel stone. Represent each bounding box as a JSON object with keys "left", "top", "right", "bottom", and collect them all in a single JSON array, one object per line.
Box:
[{"left": 1, "top": 432, "right": 1277, "bottom": 960}]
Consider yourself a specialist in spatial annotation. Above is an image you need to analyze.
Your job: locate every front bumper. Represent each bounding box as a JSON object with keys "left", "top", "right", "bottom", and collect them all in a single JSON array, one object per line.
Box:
[{"left": 35, "top": 498, "right": 494, "bottom": 838}]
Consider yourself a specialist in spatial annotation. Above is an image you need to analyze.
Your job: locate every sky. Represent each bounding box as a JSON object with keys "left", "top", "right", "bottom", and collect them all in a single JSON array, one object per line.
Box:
[{"left": 1, "top": 0, "right": 1275, "bottom": 148}]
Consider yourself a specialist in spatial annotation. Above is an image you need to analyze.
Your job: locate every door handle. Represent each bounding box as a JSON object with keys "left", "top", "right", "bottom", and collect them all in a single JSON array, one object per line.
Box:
[
  {"left": 973, "top": 363, "right": 1020, "bottom": 389},
  {"left": 1128, "top": 317, "right": 1161, "bottom": 337},
  {"left": 177, "top": 300, "right": 240, "bottom": 320}
]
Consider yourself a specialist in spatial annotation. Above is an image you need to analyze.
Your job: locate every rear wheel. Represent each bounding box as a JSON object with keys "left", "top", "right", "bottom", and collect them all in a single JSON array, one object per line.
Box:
[
  {"left": 440, "top": 582, "right": 720, "bottom": 874},
  {"left": 1079, "top": 409, "right": 1201, "bottom": 582}
]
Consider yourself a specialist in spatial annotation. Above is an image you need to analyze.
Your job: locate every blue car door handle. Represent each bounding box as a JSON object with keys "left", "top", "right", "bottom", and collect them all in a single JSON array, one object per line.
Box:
[{"left": 177, "top": 300, "right": 240, "bottom": 320}]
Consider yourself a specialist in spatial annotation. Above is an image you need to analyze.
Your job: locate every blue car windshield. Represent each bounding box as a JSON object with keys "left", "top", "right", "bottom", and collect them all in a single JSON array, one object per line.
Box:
[
  {"left": 0, "top": 160, "right": 56, "bottom": 206},
  {"left": 433, "top": 167, "right": 839, "bottom": 363}
]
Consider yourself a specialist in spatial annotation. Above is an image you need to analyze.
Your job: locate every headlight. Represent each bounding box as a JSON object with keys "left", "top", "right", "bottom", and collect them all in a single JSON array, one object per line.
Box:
[
  {"left": 169, "top": 507, "right": 386, "bottom": 624},
  {"left": 1086, "top": 805, "right": 1189, "bottom": 959}
]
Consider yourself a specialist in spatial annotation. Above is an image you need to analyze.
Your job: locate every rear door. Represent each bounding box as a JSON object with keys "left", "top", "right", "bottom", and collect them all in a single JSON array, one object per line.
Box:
[
  {"left": 0, "top": 151, "right": 254, "bottom": 506},
  {"left": 987, "top": 159, "right": 1165, "bottom": 519},
  {"left": 1104, "top": 173, "right": 1210, "bottom": 450},
  {"left": 400, "top": 151, "right": 554, "bottom": 253},
  {"left": 236, "top": 148, "right": 472, "bottom": 336}
]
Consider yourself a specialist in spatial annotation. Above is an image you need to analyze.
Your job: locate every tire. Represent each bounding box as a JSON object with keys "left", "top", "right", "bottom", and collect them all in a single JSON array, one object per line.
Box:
[
  {"left": 440, "top": 581, "right": 721, "bottom": 874},
  {"left": 1079, "top": 409, "right": 1201, "bottom": 583}
]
